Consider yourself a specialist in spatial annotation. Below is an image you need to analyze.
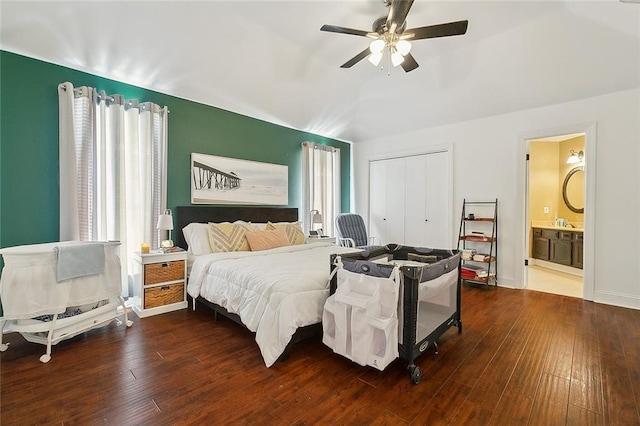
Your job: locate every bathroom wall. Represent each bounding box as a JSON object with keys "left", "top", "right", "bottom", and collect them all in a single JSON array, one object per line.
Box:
[
  {"left": 529, "top": 142, "right": 560, "bottom": 225},
  {"left": 529, "top": 135, "right": 585, "bottom": 227},
  {"left": 558, "top": 135, "right": 585, "bottom": 225}
]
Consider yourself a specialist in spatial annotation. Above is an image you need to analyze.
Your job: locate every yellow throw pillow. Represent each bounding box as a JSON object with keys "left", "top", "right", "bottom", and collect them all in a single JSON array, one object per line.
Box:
[
  {"left": 245, "top": 228, "right": 290, "bottom": 251},
  {"left": 266, "top": 221, "right": 305, "bottom": 245},
  {"left": 207, "top": 221, "right": 252, "bottom": 252}
]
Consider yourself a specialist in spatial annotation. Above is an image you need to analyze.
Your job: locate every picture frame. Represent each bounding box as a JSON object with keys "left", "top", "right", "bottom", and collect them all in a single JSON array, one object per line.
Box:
[{"left": 190, "top": 153, "right": 288, "bottom": 205}]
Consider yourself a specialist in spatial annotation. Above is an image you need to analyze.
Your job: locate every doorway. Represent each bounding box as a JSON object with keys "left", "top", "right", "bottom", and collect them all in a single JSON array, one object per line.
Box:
[
  {"left": 517, "top": 123, "right": 596, "bottom": 301},
  {"left": 525, "top": 134, "right": 585, "bottom": 298}
]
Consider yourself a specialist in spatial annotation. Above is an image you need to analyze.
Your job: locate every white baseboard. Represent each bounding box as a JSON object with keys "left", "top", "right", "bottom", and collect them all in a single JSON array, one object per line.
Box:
[
  {"left": 463, "top": 277, "right": 517, "bottom": 289},
  {"left": 495, "top": 277, "right": 516, "bottom": 289},
  {"left": 594, "top": 291, "right": 640, "bottom": 310}
]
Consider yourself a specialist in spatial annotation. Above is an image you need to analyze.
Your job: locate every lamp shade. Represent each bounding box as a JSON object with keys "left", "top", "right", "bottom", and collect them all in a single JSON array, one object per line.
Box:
[
  {"left": 156, "top": 209, "right": 174, "bottom": 230},
  {"left": 396, "top": 40, "right": 412, "bottom": 56},
  {"left": 311, "top": 209, "right": 323, "bottom": 224},
  {"left": 368, "top": 51, "right": 383, "bottom": 66},
  {"left": 391, "top": 50, "right": 405, "bottom": 67},
  {"left": 370, "top": 39, "right": 385, "bottom": 54}
]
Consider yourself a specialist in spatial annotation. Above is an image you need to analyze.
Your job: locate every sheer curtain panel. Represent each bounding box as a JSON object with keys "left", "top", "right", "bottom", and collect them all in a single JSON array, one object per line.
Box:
[
  {"left": 302, "top": 142, "right": 341, "bottom": 237},
  {"left": 58, "top": 82, "right": 168, "bottom": 296}
]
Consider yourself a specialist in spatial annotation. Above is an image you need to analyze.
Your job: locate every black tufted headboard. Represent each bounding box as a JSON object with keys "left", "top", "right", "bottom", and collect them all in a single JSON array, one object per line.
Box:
[{"left": 174, "top": 206, "right": 298, "bottom": 250}]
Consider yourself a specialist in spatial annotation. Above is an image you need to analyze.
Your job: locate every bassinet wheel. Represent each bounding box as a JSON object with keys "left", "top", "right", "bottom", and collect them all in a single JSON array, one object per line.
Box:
[
  {"left": 0, "top": 343, "right": 9, "bottom": 352},
  {"left": 408, "top": 365, "right": 421, "bottom": 384},
  {"left": 39, "top": 354, "right": 51, "bottom": 363},
  {"left": 126, "top": 320, "right": 133, "bottom": 327}
]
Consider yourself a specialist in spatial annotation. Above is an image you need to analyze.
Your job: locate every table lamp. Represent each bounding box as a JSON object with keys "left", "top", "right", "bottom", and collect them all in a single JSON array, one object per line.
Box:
[
  {"left": 156, "top": 209, "right": 174, "bottom": 248},
  {"left": 311, "top": 209, "right": 324, "bottom": 237}
]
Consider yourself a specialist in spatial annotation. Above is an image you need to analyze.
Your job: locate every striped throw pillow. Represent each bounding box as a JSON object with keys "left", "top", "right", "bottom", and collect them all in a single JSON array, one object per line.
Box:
[
  {"left": 266, "top": 221, "right": 305, "bottom": 245},
  {"left": 207, "top": 221, "right": 252, "bottom": 252}
]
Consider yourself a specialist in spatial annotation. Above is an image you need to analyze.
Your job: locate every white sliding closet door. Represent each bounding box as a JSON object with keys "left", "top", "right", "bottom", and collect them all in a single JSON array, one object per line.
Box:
[
  {"left": 424, "top": 151, "right": 449, "bottom": 248},
  {"left": 385, "top": 158, "right": 405, "bottom": 244},
  {"left": 369, "top": 151, "right": 450, "bottom": 248},
  {"left": 369, "top": 157, "right": 405, "bottom": 245},
  {"left": 369, "top": 160, "right": 387, "bottom": 245},
  {"left": 404, "top": 155, "right": 427, "bottom": 247}
]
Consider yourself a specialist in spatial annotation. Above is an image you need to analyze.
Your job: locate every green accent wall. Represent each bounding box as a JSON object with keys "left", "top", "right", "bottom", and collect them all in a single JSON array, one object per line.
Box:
[{"left": 0, "top": 50, "right": 351, "bottom": 251}]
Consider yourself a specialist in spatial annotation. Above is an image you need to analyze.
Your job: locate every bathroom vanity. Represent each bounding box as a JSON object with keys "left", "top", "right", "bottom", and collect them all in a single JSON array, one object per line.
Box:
[{"left": 532, "top": 226, "right": 583, "bottom": 269}]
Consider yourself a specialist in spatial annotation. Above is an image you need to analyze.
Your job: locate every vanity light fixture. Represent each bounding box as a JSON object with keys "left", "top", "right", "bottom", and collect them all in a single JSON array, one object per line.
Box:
[{"left": 566, "top": 150, "right": 584, "bottom": 164}]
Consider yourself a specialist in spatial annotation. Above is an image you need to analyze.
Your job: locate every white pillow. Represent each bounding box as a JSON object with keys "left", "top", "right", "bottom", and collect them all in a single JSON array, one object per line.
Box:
[{"left": 182, "top": 223, "right": 211, "bottom": 256}]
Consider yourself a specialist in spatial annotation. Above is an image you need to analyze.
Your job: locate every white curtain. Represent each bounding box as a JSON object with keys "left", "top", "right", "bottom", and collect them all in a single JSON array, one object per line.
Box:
[
  {"left": 58, "top": 82, "right": 168, "bottom": 296},
  {"left": 302, "top": 142, "right": 341, "bottom": 237}
]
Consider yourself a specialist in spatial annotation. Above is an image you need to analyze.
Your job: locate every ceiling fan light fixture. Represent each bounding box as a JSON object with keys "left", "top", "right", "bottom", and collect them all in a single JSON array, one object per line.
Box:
[
  {"left": 368, "top": 51, "right": 383, "bottom": 66},
  {"left": 321, "top": 1, "right": 468, "bottom": 74},
  {"left": 369, "top": 39, "right": 385, "bottom": 53},
  {"left": 396, "top": 39, "right": 412, "bottom": 56}
]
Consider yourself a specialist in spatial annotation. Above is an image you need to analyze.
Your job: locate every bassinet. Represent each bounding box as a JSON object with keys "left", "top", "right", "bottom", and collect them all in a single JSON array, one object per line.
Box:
[{"left": 0, "top": 241, "right": 133, "bottom": 363}]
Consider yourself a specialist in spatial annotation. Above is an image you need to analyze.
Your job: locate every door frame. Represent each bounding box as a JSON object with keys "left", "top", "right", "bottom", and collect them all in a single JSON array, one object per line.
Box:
[{"left": 516, "top": 122, "right": 596, "bottom": 300}]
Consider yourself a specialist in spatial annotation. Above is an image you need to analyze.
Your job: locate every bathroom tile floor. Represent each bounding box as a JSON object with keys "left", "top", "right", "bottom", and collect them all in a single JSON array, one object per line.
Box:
[{"left": 526, "top": 264, "right": 583, "bottom": 298}]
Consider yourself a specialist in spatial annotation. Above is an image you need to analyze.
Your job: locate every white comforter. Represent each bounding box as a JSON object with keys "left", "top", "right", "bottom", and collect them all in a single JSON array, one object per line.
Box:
[{"left": 187, "top": 241, "right": 358, "bottom": 367}]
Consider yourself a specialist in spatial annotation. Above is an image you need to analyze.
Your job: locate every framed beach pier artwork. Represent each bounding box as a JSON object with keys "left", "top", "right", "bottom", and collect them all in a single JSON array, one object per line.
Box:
[{"left": 191, "top": 153, "right": 288, "bottom": 205}]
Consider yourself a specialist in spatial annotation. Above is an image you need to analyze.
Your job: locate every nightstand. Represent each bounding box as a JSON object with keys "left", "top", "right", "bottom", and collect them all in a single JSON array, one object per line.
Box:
[{"left": 132, "top": 250, "right": 188, "bottom": 318}]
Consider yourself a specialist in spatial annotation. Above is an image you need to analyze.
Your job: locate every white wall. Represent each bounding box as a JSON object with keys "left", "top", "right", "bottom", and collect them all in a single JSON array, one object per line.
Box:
[{"left": 353, "top": 88, "right": 639, "bottom": 310}]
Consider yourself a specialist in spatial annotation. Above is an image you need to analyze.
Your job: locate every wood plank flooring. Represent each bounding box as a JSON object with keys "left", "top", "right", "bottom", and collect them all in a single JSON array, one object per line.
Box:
[{"left": 1, "top": 285, "right": 639, "bottom": 425}]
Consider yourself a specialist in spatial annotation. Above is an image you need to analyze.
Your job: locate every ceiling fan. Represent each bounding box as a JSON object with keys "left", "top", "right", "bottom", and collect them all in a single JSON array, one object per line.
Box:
[{"left": 321, "top": 0, "right": 468, "bottom": 73}]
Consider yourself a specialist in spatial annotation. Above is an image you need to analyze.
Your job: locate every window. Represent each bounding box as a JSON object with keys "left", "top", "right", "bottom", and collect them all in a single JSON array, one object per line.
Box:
[
  {"left": 58, "top": 82, "right": 168, "bottom": 296},
  {"left": 302, "top": 142, "right": 341, "bottom": 237}
]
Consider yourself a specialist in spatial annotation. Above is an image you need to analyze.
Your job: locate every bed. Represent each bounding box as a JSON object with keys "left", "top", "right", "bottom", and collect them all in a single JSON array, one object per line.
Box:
[{"left": 176, "top": 206, "right": 358, "bottom": 367}]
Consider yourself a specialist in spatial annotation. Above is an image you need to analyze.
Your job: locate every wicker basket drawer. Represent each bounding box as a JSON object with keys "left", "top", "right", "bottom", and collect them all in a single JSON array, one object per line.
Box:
[
  {"left": 144, "top": 260, "right": 184, "bottom": 285},
  {"left": 144, "top": 283, "right": 184, "bottom": 309}
]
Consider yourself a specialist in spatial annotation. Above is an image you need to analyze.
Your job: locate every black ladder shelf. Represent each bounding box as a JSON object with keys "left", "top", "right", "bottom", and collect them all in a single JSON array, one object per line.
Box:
[{"left": 457, "top": 199, "right": 498, "bottom": 286}]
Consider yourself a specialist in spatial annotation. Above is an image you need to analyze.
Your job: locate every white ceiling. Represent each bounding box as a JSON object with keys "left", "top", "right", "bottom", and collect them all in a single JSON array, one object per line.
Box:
[{"left": 1, "top": 1, "right": 639, "bottom": 143}]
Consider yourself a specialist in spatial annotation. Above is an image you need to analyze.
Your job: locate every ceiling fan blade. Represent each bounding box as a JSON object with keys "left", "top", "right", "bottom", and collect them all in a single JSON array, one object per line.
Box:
[
  {"left": 400, "top": 53, "right": 419, "bottom": 72},
  {"left": 340, "top": 48, "right": 371, "bottom": 68},
  {"left": 386, "top": 0, "right": 415, "bottom": 34},
  {"left": 404, "top": 20, "right": 468, "bottom": 41},
  {"left": 321, "top": 24, "right": 370, "bottom": 37}
]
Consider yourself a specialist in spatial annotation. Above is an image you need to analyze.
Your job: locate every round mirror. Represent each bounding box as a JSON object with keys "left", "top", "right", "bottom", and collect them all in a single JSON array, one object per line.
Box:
[{"left": 562, "top": 166, "right": 584, "bottom": 213}]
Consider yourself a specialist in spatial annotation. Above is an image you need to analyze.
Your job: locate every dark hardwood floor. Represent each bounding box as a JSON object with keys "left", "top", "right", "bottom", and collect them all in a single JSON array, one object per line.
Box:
[{"left": 1, "top": 285, "right": 639, "bottom": 425}]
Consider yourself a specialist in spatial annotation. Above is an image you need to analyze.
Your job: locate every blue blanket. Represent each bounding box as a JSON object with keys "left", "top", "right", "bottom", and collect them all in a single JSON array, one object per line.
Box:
[{"left": 55, "top": 243, "right": 105, "bottom": 282}]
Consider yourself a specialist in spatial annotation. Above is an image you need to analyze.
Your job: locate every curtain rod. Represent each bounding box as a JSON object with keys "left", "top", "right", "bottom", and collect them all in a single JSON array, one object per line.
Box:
[
  {"left": 303, "top": 141, "right": 338, "bottom": 153},
  {"left": 58, "top": 82, "right": 170, "bottom": 114}
]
